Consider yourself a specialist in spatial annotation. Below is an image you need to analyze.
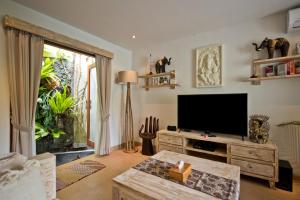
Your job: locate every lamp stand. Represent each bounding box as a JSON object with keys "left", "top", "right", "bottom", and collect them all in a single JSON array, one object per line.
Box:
[{"left": 124, "top": 82, "right": 138, "bottom": 153}]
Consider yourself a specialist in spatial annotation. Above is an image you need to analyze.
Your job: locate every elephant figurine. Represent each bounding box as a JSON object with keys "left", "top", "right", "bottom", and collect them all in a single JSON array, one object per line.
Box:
[
  {"left": 252, "top": 38, "right": 290, "bottom": 59},
  {"left": 155, "top": 57, "right": 171, "bottom": 73}
]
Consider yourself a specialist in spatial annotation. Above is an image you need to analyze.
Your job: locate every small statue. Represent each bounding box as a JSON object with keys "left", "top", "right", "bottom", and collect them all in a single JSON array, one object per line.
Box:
[
  {"left": 249, "top": 114, "right": 270, "bottom": 144},
  {"left": 139, "top": 116, "right": 159, "bottom": 155},
  {"left": 155, "top": 57, "right": 171, "bottom": 73},
  {"left": 252, "top": 37, "right": 290, "bottom": 59}
]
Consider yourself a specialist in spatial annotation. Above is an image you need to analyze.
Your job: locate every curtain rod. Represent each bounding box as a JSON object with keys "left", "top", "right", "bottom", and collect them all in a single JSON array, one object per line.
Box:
[{"left": 3, "top": 15, "right": 114, "bottom": 59}]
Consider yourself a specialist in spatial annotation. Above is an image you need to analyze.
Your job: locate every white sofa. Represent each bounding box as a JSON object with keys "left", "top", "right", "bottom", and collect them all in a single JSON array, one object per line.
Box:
[{"left": 0, "top": 152, "right": 56, "bottom": 200}]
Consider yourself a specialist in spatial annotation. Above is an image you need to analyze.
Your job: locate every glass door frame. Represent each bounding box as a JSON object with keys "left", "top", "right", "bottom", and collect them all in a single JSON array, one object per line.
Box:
[{"left": 86, "top": 64, "right": 96, "bottom": 148}]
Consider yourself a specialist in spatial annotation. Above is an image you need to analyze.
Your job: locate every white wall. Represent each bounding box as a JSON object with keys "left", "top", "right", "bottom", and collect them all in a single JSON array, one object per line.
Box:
[
  {"left": 133, "top": 12, "right": 300, "bottom": 174},
  {"left": 0, "top": 0, "right": 132, "bottom": 154}
]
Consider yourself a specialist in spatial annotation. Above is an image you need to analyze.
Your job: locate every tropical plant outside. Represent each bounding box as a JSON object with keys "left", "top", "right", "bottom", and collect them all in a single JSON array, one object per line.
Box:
[
  {"left": 35, "top": 45, "right": 80, "bottom": 153},
  {"left": 35, "top": 44, "right": 94, "bottom": 154},
  {"left": 49, "top": 85, "right": 76, "bottom": 115},
  {"left": 40, "top": 57, "right": 59, "bottom": 84},
  {"left": 35, "top": 122, "right": 65, "bottom": 141}
]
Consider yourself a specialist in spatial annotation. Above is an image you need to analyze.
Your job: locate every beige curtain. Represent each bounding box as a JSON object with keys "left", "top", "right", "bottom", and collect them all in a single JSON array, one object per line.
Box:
[
  {"left": 7, "top": 29, "right": 44, "bottom": 157},
  {"left": 95, "top": 55, "right": 112, "bottom": 155}
]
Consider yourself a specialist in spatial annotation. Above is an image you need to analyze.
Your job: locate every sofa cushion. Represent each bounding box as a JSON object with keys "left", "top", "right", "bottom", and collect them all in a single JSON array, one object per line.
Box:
[
  {"left": 0, "top": 159, "right": 47, "bottom": 200},
  {"left": 0, "top": 152, "right": 27, "bottom": 172}
]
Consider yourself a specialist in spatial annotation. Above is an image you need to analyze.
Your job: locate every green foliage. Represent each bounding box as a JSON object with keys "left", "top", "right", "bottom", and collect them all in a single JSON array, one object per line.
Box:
[
  {"left": 35, "top": 123, "right": 65, "bottom": 140},
  {"left": 48, "top": 86, "right": 76, "bottom": 115},
  {"left": 36, "top": 90, "right": 56, "bottom": 128},
  {"left": 40, "top": 58, "right": 59, "bottom": 84},
  {"left": 51, "top": 129, "right": 66, "bottom": 139},
  {"left": 35, "top": 122, "right": 49, "bottom": 141}
]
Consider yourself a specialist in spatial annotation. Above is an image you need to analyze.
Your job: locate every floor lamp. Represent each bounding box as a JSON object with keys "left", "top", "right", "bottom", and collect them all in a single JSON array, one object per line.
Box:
[{"left": 118, "top": 70, "right": 138, "bottom": 153}]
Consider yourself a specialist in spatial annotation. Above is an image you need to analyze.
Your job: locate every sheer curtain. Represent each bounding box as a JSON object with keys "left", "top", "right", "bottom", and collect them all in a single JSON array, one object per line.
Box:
[
  {"left": 7, "top": 29, "right": 44, "bottom": 157},
  {"left": 95, "top": 55, "right": 112, "bottom": 155}
]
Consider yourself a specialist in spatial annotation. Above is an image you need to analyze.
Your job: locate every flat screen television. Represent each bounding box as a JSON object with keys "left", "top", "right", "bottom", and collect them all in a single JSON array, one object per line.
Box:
[{"left": 177, "top": 93, "right": 248, "bottom": 137}]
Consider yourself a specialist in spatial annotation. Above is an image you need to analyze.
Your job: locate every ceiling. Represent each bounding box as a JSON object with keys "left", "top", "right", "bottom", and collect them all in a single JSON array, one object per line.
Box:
[{"left": 13, "top": 0, "right": 300, "bottom": 50}]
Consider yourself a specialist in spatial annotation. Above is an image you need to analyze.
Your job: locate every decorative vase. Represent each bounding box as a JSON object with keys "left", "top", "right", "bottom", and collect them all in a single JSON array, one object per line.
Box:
[{"left": 249, "top": 114, "right": 270, "bottom": 144}]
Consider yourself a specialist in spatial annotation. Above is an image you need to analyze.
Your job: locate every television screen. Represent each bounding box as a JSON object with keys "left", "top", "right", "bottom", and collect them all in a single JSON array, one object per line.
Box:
[{"left": 177, "top": 94, "right": 248, "bottom": 136}]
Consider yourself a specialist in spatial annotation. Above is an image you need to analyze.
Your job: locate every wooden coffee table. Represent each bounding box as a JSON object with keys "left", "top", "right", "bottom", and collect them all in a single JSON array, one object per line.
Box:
[{"left": 112, "top": 150, "right": 240, "bottom": 200}]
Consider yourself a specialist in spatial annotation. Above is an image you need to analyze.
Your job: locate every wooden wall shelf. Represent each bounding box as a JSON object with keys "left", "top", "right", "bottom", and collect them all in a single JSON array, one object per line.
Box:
[
  {"left": 250, "top": 54, "right": 300, "bottom": 85},
  {"left": 142, "top": 83, "right": 179, "bottom": 90},
  {"left": 138, "top": 70, "right": 178, "bottom": 91},
  {"left": 248, "top": 74, "right": 300, "bottom": 81}
]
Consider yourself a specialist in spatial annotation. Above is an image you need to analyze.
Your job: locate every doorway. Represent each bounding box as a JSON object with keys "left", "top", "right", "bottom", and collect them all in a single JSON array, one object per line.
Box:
[{"left": 87, "top": 65, "right": 98, "bottom": 147}]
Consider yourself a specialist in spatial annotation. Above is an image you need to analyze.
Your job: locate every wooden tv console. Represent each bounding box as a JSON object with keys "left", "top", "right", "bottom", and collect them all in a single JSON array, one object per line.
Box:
[{"left": 156, "top": 130, "right": 278, "bottom": 188}]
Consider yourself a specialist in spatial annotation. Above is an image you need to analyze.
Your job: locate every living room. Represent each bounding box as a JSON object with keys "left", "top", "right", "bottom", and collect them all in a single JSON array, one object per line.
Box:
[{"left": 0, "top": 0, "right": 300, "bottom": 200}]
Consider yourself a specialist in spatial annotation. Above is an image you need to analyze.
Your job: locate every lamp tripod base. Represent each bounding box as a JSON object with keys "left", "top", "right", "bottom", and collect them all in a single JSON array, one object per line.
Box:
[
  {"left": 123, "top": 83, "right": 138, "bottom": 154},
  {"left": 123, "top": 148, "right": 138, "bottom": 153},
  {"left": 123, "top": 141, "right": 138, "bottom": 153}
]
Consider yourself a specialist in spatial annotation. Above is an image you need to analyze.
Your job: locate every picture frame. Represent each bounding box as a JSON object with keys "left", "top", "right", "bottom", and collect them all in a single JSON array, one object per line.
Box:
[{"left": 195, "top": 44, "right": 223, "bottom": 87}]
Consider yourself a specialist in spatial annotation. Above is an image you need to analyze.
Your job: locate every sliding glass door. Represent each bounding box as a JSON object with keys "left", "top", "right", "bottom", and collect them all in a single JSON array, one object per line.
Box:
[{"left": 86, "top": 65, "right": 98, "bottom": 147}]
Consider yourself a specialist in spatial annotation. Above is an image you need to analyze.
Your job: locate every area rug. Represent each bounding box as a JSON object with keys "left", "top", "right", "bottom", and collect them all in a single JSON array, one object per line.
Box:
[{"left": 56, "top": 160, "right": 105, "bottom": 191}]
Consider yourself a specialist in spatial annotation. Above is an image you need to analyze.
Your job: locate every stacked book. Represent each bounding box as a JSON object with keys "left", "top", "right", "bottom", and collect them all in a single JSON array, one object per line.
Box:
[{"left": 264, "top": 60, "right": 300, "bottom": 77}]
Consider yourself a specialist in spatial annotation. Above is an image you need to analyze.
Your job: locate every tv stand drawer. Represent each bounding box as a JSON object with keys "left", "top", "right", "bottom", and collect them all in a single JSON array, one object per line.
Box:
[
  {"left": 158, "top": 134, "right": 183, "bottom": 146},
  {"left": 231, "top": 158, "right": 275, "bottom": 178},
  {"left": 231, "top": 145, "right": 275, "bottom": 162}
]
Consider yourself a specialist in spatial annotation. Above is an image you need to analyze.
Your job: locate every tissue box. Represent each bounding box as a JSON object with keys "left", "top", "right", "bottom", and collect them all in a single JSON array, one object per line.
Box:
[{"left": 169, "top": 163, "right": 192, "bottom": 182}]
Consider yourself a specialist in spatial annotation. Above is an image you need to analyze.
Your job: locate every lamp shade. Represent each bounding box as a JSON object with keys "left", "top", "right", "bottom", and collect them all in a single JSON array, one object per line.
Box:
[{"left": 118, "top": 70, "right": 138, "bottom": 84}]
